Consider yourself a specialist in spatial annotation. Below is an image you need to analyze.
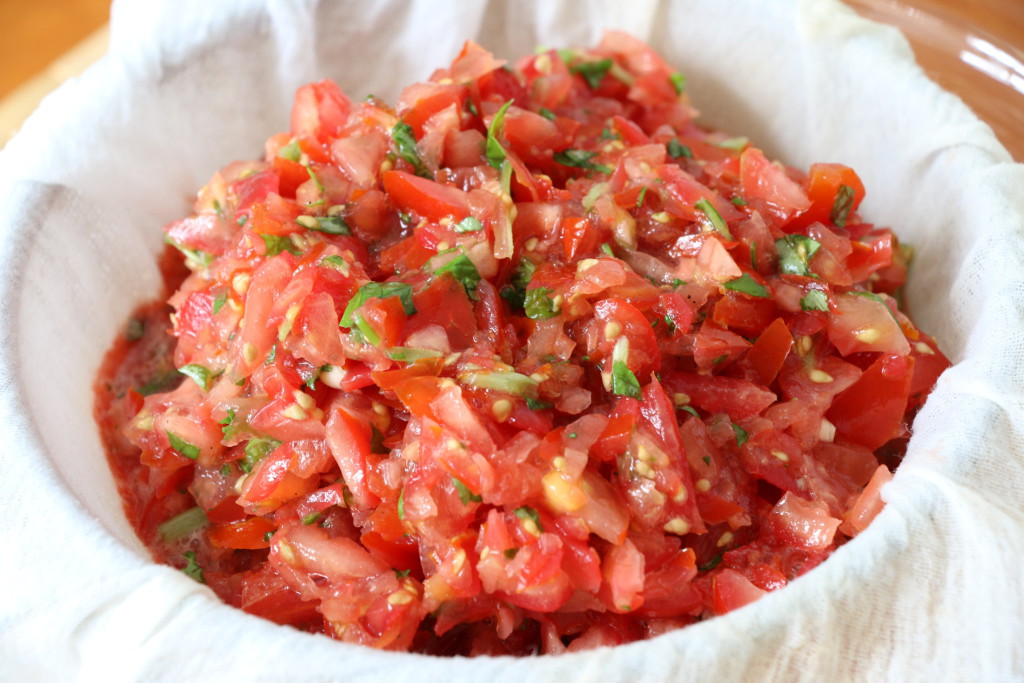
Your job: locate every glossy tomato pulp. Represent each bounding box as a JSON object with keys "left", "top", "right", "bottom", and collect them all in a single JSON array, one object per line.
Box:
[{"left": 94, "top": 33, "right": 950, "bottom": 655}]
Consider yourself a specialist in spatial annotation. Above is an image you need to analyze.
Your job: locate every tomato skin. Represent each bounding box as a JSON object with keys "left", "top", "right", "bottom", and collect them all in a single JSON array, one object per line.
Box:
[
  {"left": 827, "top": 353, "right": 914, "bottom": 451},
  {"left": 208, "top": 517, "right": 277, "bottom": 550},
  {"left": 789, "top": 162, "right": 866, "bottom": 231},
  {"left": 746, "top": 317, "right": 793, "bottom": 385},
  {"left": 381, "top": 170, "right": 471, "bottom": 222},
  {"left": 325, "top": 406, "right": 381, "bottom": 510},
  {"left": 592, "top": 297, "right": 661, "bottom": 379},
  {"left": 712, "top": 568, "right": 767, "bottom": 615}
]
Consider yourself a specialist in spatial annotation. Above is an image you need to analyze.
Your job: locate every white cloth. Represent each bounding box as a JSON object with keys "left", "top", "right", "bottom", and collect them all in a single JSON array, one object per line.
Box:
[{"left": 1, "top": 0, "right": 1022, "bottom": 680}]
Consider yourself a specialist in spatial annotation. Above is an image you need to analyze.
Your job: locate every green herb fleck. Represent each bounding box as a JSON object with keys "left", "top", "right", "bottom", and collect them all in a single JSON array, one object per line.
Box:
[
  {"left": 392, "top": 122, "right": 432, "bottom": 178},
  {"left": 525, "top": 397, "right": 552, "bottom": 410},
  {"left": 178, "top": 364, "right": 216, "bottom": 392},
  {"left": 278, "top": 140, "right": 301, "bottom": 162},
  {"left": 635, "top": 187, "right": 648, "bottom": 209},
  {"left": 454, "top": 216, "right": 484, "bottom": 233},
  {"left": 242, "top": 437, "right": 281, "bottom": 473},
  {"left": 395, "top": 568, "right": 412, "bottom": 578},
  {"left": 538, "top": 107, "right": 556, "bottom": 121},
  {"left": 524, "top": 287, "right": 559, "bottom": 320},
  {"left": 212, "top": 291, "right": 228, "bottom": 315},
  {"left": 681, "top": 405, "right": 700, "bottom": 418},
  {"left": 182, "top": 551, "right": 205, "bottom": 584},
  {"left": 500, "top": 259, "right": 535, "bottom": 310},
  {"left": 801, "top": 289, "right": 829, "bottom": 312},
  {"left": 397, "top": 490, "right": 406, "bottom": 520},
  {"left": 667, "top": 139, "right": 692, "bottom": 159},
  {"left": 308, "top": 216, "right": 350, "bottom": 235},
  {"left": 732, "top": 423, "right": 749, "bottom": 447},
  {"left": 611, "top": 360, "right": 641, "bottom": 399},
  {"left": 554, "top": 148, "right": 612, "bottom": 174},
  {"left": 514, "top": 505, "right": 543, "bottom": 531},
  {"left": 486, "top": 100, "right": 514, "bottom": 170},
  {"left": 265, "top": 344, "right": 277, "bottom": 365},
  {"left": 723, "top": 273, "right": 770, "bottom": 298},
  {"left": 301, "top": 511, "right": 321, "bottom": 526},
  {"left": 341, "top": 282, "right": 416, "bottom": 327},
  {"left": 698, "top": 552, "right": 724, "bottom": 572},
  {"left": 571, "top": 58, "right": 613, "bottom": 89},
  {"left": 775, "top": 235, "right": 821, "bottom": 276},
  {"left": 260, "top": 234, "right": 300, "bottom": 257},
  {"left": 166, "top": 431, "right": 200, "bottom": 460},
  {"left": 434, "top": 254, "right": 481, "bottom": 300},
  {"left": 504, "top": 547, "right": 519, "bottom": 559},
  {"left": 831, "top": 184, "right": 855, "bottom": 228},
  {"left": 601, "top": 242, "right": 615, "bottom": 257},
  {"left": 696, "top": 198, "right": 731, "bottom": 239},
  {"left": 731, "top": 196, "right": 748, "bottom": 206},
  {"left": 452, "top": 477, "right": 483, "bottom": 505}
]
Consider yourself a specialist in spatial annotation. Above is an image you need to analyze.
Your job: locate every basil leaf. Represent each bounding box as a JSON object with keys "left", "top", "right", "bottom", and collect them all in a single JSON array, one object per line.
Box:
[
  {"left": 341, "top": 282, "right": 416, "bottom": 327},
  {"left": 554, "top": 148, "right": 612, "bottom": 174},
  {"left": 454, "top": 216, "right": 484, "bottom": 233},
  {"left": 178, "top": 364, "right": 218, "bottom": 392},
  {"left": 308, "top": 215, "right": 350, "bottom": 235},
  {"left": 732, "top": 423, "right": 749, "bottom": 447},
  {"left": 635, "top": 187, "right": 648, "bottom": 209},
  {"left": 775, "top": 235, "right": 821, "bottom": 276},
  {"left": 831, "top": 184, "right": 855, "bottom": 228},
  {"left": 387, "top": 347, "right": 444, "bottom": 362},
  {"left": 166, "top": 431, "right": 200, "bottom": 460},
  {"left": 500, "top": 259, "right": 535, "bottom": 310},
  {"left": 242, "top": 437, "right": 282, "bottom": 473},
  {"left": 731, "top": 196, "right": 748, "bottom": 206},
  {"left": 397, "top": 490, "right": 406, "bottom": 520},
  {"left": 698, "top": 552, "right": 724, "bottom": 572},
  {"left": 278, "top": 139, "right": 301, "bottom": 162},
  {"left": 524, "top": 287, "right": 559, "bottom": 320},
  {"left": 570, "top": 58, "right": 613, "bottom": 89},
  {"left": 800, "top": 289, "right": 829, "bottom": 312},
  {"left": 434, "top": 254, "right": 481, "bottom": 300},
  {"left": 212, "top": 291, "right": 227, "bottom": 315},
  {"left": 538, "top": 107, "right": 556, "bottom": 121},
  {"left": 667, "top": 139, "right": 692, "bottom": 159},
  {"left": 462, "top": 370, "right": 539, "bottom": 397},
  {"left": 695, "top": 198, "right": 732, "bottom": 239},
  {"left": 182, "top": 551, "right": 205, "bottom": 584},
  {"left": 165, "top": 237, "right": 213, "bottom": 269},
  {"left": 158, "top": 507, "right": 208, "bottom": 542},
  {"left": 301, "top": 511, "right": 321, "bottom": 526},
  {"left": 514, "top": 505, "right": 543, "bottom": 531},
  {"left": 452, "top": 477, "right": 483, "bottom": 505},
  {"left": 392, "top": 122, "right": 432, "bottom": 178},
  {"left": 486, "top": 100, "right": 514, "bottom": 170},
  {"left": 525, "top": 397, "right": 552, "bottom": 410},
  {"left": 260, "top": 234, "right": 300, "bottom": 257},
  {"left": 681, "top": 405, "right": 700, "bottom": 418},
  {"left": 723, "top": 273, "right": 770, "bottom": 298},
  {"left": 611, "top": 360, "right": 641, "bottom": 399},
  {"left": 670, "top": 72, "right": 686, "bottom": 95}
]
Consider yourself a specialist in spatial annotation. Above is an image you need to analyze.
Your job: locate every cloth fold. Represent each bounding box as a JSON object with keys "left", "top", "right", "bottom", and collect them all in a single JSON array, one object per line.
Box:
[{"left": 1, "top": 0, "right": 1021, "bottom": 679}]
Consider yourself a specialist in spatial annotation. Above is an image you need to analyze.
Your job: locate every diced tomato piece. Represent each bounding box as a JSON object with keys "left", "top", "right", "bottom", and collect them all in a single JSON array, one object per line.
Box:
[
  {"left": 827, "top": 354, "right": 914, "bottom": 451},
  {"left": 381, "top": 170, "right": 471, "bottom": 222},
  {"left": 712, "top": 568, "right": 767, "bottom": 615}
]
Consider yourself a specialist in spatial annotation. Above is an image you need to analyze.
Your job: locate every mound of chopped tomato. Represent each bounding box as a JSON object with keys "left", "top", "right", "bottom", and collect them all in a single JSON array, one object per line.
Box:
[{"left": 94, "top": 32, "right": 950, "bottom": 655}]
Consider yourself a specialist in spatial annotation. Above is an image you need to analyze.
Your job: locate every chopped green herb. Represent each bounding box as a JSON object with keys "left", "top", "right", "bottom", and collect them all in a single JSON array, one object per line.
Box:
[
  {"left": 125, "top": 317, "right": 145, "bottom": 342},
  {"left": 158, "top": 506, "right": 208, "bottom": 542},
  {"left": 165, "top": 237, "right": 213, "bottom": 269},
  {"left": 514, "top": 505, "right": 543, "bottom": 531},
  {"left": 712, "top": 353, "right": 729, "bottom": 365},
  {"left": 570, "top": 58, "right": 613, "bottom": 89},
  {"left": 260, "top": 234, "right": 300, "bottom": 257},
  {"left": 611, "top": 360, "right": 641, "bottom": 398},
  {"left": 524, "top": 287, "right": 559, "bottom": 320},
  {"left": 178, "top": 364, "right": 215, "bottom": 392},
  {"left": 236, "top": 214, "right": 249, "bottom": 227},
  {"left": 663, "top": 315, "right": 677, "bottom": 334},
  {"left": 672, "top": 278, "right": 686, "bottom": 288},
  {"left": 397, "top": 490, "right": 405, "bottom": 520},
  {"left": 750, "top": 241, "right": 758, "bottom": 270},
  {"left": 635, "top": 186, "right": 648, "bottom": 209},
  {"left": 681, "top": 405, "right": 700, "bottom": 418},
  {"left": 731, "top": 196, "right": 748, "bottom": 206},
  {"left": 265, "top": 344, "right": 277, "bottom": 365},
  {"left": 454, "top": 216, "right": 484, "bottom": 233},
  {"left": 538, "top": 107, "right": 556, "bottom": 121},
  {"left": 567, "top": 432, "right": 578, "bottom": 439},
  {"left": 732, "top": 423, "right": 749, "bottom": 447},
  {"left": 301, "top": 511, "right": 322, "bottom": 526},
  {"left": 581, "top": 181, "right": 607, "bottom": 211},
  {"left": 801, "top": 289, "right": 830, "bottom": 312},
  {"left": 452, "top": 477, "right": 483, "bottom": 505},
  {"left": 434, "top": 254, "right": 481, "bottom": 299},
  {"left": 166, "top": 431, "right": 200, "bottom": 460},
  {"left": 723, "top": 273, "right": 770, "bottom": 298},
  {"left": 391, "top": 122, "right": 431, "bottom": 178},
  {"left": 599, "top": 127, "right": 618, "bottom": 140},
  {"left": 698, "top": 552, "right": 724, "bottom": 572},
  {"left": 278, "top": 139, "right": 301, "bottom": 162},
  {"left": 695, "top": 198, "right": 731, "bottom": 239},
  {"left": 242, "top": 437, "right": 281, "bottom": 473},
  {"left": 499, "top": 259, "right": 535, "bottom": 309},
  {"left": 667, "top": 139, "right": 692, "bottom": 159},
  {"left": 715, "top": 136, "right": 749, "bottom": 152},
  {"left": 465, "top": 99, "right": 479, "bottom": 116},
  {"left": 219, "top": 409, "right": 236, "bottom": 438},
  {"left": 220, "top": 464, "right": 231, "bottom": 476},
  {"left": 504, "top": 547, "right": 520, "bottom": 560},
  {"left": 182, "top": 551, "right": 205, "bottom": 584},
  {"left": 264, "top": 531, "right": 274, "bottom": 542},
  {"left": 341, "top": 282, "right": 416, "bottom": 327},
  {"left": 831, "top": 184, "right": 855, "bottom": 228},
  {"left": 670, "top": 72, "right": 687, "bottom": 95},
  {"left": 600, "top": 242, "right": 615, "bottom": 257},
  {"left": 369, "top": 425, "right": 387, "bottom": 455},
  {"left": 525, "top": 397, "right": 552, "bottom": 410},
  {"left": 486, "top": 100, "right": 514, "bottom": 170},
  {"left": 319, "top": 254, "right": 350, "bottom": 275},
  {"left": 462, "top": 371, "right": 539, "bottom": 397},
  {"left": 775, "top": 235, "right": 821, "bottom": 276},
  {"left": 212, "top": 291, "right": 228, "bottom": 315},
  {"left": 307, "top": 216, "right": 350, "bottom": 235},
  {"left": 554, "top": 148, "right": 612, "bottom": 174},
  {"left": 387, "top": 347, "right": 444, "bottom": 362},
  {"left": 395, "top": 568, "right": 412, "bottom": 578}
]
